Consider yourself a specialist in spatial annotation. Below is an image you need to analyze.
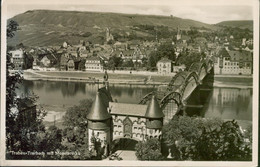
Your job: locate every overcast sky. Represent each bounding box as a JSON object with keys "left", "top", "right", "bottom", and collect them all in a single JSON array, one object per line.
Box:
[{"left": 5, "top": 0, "right": 254, "bottom": 24}]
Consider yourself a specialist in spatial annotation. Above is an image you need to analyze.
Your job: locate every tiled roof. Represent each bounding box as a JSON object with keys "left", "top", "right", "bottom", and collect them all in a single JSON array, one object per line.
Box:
[
  {"left": 217, "top": 48, "right": 230, "bottom": 58},
  {"left": 109, "top": 102, "right": 147, "bottom": 117},
  {"left": 86, "top": 56, "right": 100, "bottom": 61},
  {"left": 158, "top": 57, "right": 171, "bottom": 63},
  {"left": 228, "top": 50, "right": 253, "bottom": 62}
]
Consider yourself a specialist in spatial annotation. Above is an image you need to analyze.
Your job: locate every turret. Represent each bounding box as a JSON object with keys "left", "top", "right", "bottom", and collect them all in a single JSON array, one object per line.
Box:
[
  {"left": 145, "top": 95, "right": 164, "bottom": 140},
  {"left": 87, "top": 91, "right": 112, "bottom": 157}
]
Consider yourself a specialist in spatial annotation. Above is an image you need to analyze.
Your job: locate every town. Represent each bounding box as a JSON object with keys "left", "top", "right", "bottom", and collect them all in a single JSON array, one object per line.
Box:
[
  {"left": 9, "top": 25, "right": 253, "bottom": 77},
  {"left": 5, "top": 9, "right": 254, "bottom": 162}
]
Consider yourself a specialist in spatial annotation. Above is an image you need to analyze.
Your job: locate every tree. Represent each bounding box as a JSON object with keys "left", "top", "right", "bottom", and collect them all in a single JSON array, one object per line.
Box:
[
  {"left": 195, "top": 120, "right": 252, "bottom": 161},
  {"left": 6, "top": 20, "right": 61, "bottom": 160},
  {"left": 163, "top": 116, "right": 220, "bottom": 160},
  {"left": 6, "top": 20, "right": 23, "bottom": 154},
  {"left": 61, "top": 99, "right": 93, "bottom": 160},
  {"left": 107, "top": 55, "right": 122, "bottom": 70},
  {"left": 135, "top": 138, "right": 163, "bottom": 160},
  {"left": 163, "top": 116, "right": 252, "bottom": 161},
  {"left": 121, "top": 59, "right": 134, "bottom": 68},
  {"left": 176, "top": 51, "right": 204, "bottom": 69},
  {"left": 78, "top": 59, "right": 86, "bottom": 71},
  {"left": 146, "top": 42, "right": 176, "bottom": 70}
]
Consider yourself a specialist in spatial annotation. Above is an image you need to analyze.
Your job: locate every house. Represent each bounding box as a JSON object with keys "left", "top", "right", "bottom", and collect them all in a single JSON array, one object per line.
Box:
[
  {"left": 85, "top": 57, "right": 103, "bottom": 72},
  {"left": 246, "top": 38, "right": 253, "bottom": 45},
  {"left": 175, "top": 43, "right": 187, "bottom": 52},
  {"left": 194, "top": 37, "right": 207, "bottom": 44},
  {"left": 173, "top": 64, "right": 186, "bottom": 72},
  {"left": 242, "top": 38, "right": 247, "bottom": 46},
  {"left": 214, "top": 48, "right": 253, "bottom": 75},
  {"left": 60, "top": 54, "right": 69, "bottom": 71},
  {"left": 39, "top": 54, "right": 57, "bottom": 67},
  {"left": 67, "top": 46, "right": 78, "bottom": 57},
  {"left": 78, "top": 50, "right": 89, "bottom": 58},
  {"left": 63, "top": 41, "right": 68, "bottom": 48},
  {"left": 113, "top": 41, "right": 127, "bottom": 51},
  {"left": 157, "top": 57, "right": 172, "bottom": 75},
  {"left": 132, "top": 47, "right": 146, "bottom": 63},
  {"left": 10, "top": 49, "right": 24, "bottom": 70},
  {"left": 67, "top": 59, "right": 75, "bottom": 71}
]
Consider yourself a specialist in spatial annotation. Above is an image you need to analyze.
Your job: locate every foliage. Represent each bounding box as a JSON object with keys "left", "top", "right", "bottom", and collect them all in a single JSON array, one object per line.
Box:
[
  {"left": 107, "top": 55, "right": 123, "bottom": 70},
  {"left": 135, "top": 138, "right": 163, "bottom": 160},
  {"left": 194, "top": 120, "right": 251, "bottom": 161},
  {"left": 147, "top": 42, "right": 176, "bottom": 70},
  {"left": 176, "top": 51, "right": 205, "bottom": 69},
  {"left": 61, "top": 99, "right": 93, "bottom": 160},
  {"left": 78, "top": 59, "right": 86, "bottom": 71},
  {"left": 6, "top": 20, "right": 23, "bottom": 154},
  {"left": 121, "top": 59, "right": 134, "bottom": 68},
  {"left": 7, "top": 20, "right": 19, "bottom": 38},
  {"left": 6, "top": 20, "right": 63, "bottom": 160},
  {"left": 163, "top": 116, "right": 252, "bottom": 161}
]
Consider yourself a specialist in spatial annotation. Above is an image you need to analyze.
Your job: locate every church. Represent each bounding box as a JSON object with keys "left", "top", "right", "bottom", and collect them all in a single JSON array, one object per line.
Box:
[{"left": 86, "top": 73, "right": 164, "bottom": 156}]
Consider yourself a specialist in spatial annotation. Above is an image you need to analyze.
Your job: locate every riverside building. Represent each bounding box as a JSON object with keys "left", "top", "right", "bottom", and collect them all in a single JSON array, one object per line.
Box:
[{"left": 214, "top": 48, "right": 253, "bottom": 75}]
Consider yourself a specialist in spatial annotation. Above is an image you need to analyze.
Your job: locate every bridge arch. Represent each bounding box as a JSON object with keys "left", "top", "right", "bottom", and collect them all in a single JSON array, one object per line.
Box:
[
  {"left": 139, "top": 91, "right": 154, "bottom": 105},
  {"left": 160, "top": 91, "right": 182, "bottom": 123},
  {"left": 167, "top": 71, "right": 189, "bottom": 91},
  {"left": 198, "top": 62, "right": 208, "bottom": 82},
  {"left": 188, "top": 62, "right": 201, "bottom": 73},
  {"left": 179, "top": 71, "right": 199, "bottom": 102}
]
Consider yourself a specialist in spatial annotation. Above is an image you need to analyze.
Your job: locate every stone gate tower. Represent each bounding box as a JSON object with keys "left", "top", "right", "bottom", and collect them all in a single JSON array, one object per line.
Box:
[
  {"left": 87, "top": 91, "right": 112, "bottom": 157},
  {"left": 145, "top": 95, "right": 164, "bottom": 140}
]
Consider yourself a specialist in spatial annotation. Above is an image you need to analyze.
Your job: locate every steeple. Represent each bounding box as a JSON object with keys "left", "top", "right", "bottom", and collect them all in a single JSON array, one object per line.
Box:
[
  {"left": 87, "top": 91, "right": 111, "bottom": 121},
  {"left": 145, "top": 95, "right": 164, "bottom": 118}
]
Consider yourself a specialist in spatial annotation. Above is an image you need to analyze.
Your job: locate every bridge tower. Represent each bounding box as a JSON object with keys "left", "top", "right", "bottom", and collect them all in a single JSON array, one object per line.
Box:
[
  {"left": 145, "top": 96, "right": 164, "bottom": 140},
  {"left": 87, "top": 91, "right": 112, "bottom": 157}
]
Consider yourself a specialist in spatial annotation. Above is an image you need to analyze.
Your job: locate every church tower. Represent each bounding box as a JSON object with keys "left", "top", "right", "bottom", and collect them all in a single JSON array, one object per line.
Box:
[
  {"left": 176, "top": 26, "right": 182, "bottom": 41},
  {"left": 145, "top": 95, "right": 164, "bottom": 140},
  {"left": 87, "top": 91, "right": 112, "bottom": 157},
  {"left": 106, "top": 27, "right": 114, "bottom": 42}
]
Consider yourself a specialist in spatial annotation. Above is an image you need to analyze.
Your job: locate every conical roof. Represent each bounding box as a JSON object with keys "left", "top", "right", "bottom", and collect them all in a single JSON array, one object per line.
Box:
[
  {"left": 145, "top": 95, "right": 164, "bottom": 118},
  {"left": 87, "top": 91, "right": 111, "bottom": 121}
]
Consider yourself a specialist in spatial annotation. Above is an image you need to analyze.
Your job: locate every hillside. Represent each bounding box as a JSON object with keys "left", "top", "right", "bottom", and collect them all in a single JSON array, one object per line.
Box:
[
  {"left": 216, "top": 20, "right": 253, "bottom": 30},
  {"left": 8, "top": 10, "right": 219, "bottom": 47}
]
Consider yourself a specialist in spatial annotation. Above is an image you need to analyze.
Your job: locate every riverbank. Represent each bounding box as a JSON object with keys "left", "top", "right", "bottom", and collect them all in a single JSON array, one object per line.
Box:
[
  {"left": 214, "top": 75, "right": 253, "bottom": 88},
  {"left": 23, "top": 70, "right": 172, "bottom": 85},
  {"left": 24, "top": 70, "right": 253, "bottom": 88}
]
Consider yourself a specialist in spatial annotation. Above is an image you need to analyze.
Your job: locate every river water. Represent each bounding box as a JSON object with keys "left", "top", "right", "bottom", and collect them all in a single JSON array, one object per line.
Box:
[{"left": 17, "top": 80, "right": 252, "bottom": 128}]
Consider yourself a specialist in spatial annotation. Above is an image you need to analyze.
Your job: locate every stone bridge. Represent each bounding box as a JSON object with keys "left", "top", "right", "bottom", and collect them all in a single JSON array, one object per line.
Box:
[{"left": 139, "top": 58, "right": 214, "bottom": 123}]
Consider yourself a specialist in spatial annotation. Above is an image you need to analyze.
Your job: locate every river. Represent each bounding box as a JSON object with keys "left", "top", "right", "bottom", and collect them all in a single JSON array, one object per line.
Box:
[{"left": 17, "top": 80, "right": 252, "bottom": 128}]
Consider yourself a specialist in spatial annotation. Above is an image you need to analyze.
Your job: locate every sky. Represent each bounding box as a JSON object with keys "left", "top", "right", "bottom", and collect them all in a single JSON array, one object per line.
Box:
[{"left": 5, "top": 0, "right": 254, "bottom": 24}]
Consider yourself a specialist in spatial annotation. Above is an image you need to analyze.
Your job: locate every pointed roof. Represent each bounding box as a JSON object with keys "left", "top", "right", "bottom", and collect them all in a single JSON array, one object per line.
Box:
[
  {"left": 87, "top": 91, "right": 111, "bottom": 121},
  {"left": 145, "top": 96, "right": 164, "bottom": 118}
]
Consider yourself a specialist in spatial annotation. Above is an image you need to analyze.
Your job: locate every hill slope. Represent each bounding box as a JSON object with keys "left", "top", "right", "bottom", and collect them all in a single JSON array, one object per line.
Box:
[
  {"left": 216, "top": 20, "right": 253, "bottom": 30},
  {"left": 8, "top": 10, "right": 218, "bottom": 47}
]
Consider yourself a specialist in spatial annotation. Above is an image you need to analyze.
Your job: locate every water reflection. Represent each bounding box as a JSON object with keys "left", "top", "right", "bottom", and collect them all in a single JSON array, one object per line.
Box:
[
  {"left": 203, "top": 87, "right": 252, "bottom": 121},
  {"left": 17, "top": 80, "right": 156, "bottom": 107},
  {"left": 17, "top": 80, "right": 252, "bottom": 122}
]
